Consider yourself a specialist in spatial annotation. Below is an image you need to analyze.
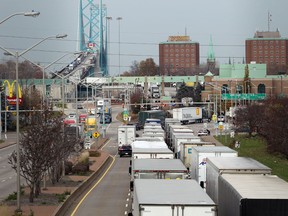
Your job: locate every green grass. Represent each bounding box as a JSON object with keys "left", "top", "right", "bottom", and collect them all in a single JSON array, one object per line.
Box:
[{"left": 216, "top": 134, "right": 288, "bottom": 182}]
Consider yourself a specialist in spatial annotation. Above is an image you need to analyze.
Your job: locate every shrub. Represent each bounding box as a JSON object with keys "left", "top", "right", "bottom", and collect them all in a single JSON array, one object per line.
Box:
[
  {"left": 89, "top": 150, "right": 101, "bottom": 157},
  {"left": 72, "top": 161, "right": 89, "bottom": 175}
]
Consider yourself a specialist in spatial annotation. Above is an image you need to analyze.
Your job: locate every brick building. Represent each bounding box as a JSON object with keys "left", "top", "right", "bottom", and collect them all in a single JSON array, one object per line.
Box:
[
  {"left": 245, "top": 30, "right": 288, "bottom": 75},
  {"left": 159, "top": 36, "right": 199, "bottom": 76}
]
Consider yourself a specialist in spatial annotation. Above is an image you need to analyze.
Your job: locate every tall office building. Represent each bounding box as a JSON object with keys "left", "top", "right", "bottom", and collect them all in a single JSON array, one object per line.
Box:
[
  {"left": 245, "top": 30, "right": 288, "bottom": 74},
  {"left": 159, "top": 36, "right": 199, "bottom": 76}
]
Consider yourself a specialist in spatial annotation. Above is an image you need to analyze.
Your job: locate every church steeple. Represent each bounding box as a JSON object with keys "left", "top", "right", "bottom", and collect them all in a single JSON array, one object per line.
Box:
[{"left": 207, "top": 35, "right": 216, "bottom": 73}]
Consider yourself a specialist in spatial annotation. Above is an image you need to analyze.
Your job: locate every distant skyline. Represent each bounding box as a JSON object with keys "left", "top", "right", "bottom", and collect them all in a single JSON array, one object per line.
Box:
[{"left": 0, "top": 0, "right": 288, "bottom": 76}]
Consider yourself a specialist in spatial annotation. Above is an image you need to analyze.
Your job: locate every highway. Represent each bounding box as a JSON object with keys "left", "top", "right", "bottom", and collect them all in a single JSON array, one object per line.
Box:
[
  {"left": 67, "top": 105, "right": 133, "bottom": 216},
  {"left": 0, "top": 132, "right": 18, "bottom": 201}
]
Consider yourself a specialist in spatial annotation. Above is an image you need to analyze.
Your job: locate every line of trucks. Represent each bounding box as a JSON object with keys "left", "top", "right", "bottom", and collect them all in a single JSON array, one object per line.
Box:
[{"left": 118, "top": 116, "right": 288, "bottom": 216}]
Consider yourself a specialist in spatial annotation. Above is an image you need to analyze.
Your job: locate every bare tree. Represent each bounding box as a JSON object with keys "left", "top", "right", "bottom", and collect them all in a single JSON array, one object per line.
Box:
[{"left": 8, "top": 109, "right": 77, "bottom": 202}]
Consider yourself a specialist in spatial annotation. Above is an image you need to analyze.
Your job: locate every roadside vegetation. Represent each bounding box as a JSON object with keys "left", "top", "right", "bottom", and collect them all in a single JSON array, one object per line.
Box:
[{"left": 217, "top": 96, "right": 288, "bottom": 182}]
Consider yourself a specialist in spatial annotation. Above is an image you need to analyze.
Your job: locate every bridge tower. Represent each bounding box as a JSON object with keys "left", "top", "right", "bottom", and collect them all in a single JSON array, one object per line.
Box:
[{"left": 79, "top": 0, "right": 108, "bottom": 77}]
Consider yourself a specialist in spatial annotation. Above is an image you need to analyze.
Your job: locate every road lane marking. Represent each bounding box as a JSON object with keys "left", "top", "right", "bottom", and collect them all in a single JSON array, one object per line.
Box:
[{"left": 71, "top": 155, "right": 115, "bottom": 216}]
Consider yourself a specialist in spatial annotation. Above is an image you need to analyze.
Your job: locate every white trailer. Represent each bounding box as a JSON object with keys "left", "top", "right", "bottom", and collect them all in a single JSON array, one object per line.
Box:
[
  {"left": 131, "top": 140, "right": 168, "bottom": 149},
  {"left": 118, "top": 125, "right": 136, "bottom": 146},
  {"left": 135, "top": 137, "right": 162, "bottom": 142},
  {"left": 131, "top": 179, "right": 217, "bottom": 216},
  {"left": 190, "top": 146, "right": 238, "bottom": 188},
  {"left": 172, "top": 107, "right": 203, "bottom": 124},
  {"left": 143, "top": 128, "right": 165, "bottom": 134},
  {"left": 173, "top": 134, "right": 201, "bottom": 155},
  {"left": 218, "top": 174, "right": 288, "bottom": 216},
  {"left": 206, "top": 157, "right": 272, "bottom": 204},
  {"left": 132, "top": 147, "right": 174, "bottom": 159},
  {"left": 167, "top": 124, "right": 190, "bottom": 147},
  {"left": 164, "top": 118, "right": 181, "bottom": 144},
  {"left": 141, "top": 133, "right": 165, "bottom": 141},
  {"left": 131, "top": 159, "right": 188, "bottom": 181},
  {"left": 179, "top": 141, "right": 216, "bottom": 169}
]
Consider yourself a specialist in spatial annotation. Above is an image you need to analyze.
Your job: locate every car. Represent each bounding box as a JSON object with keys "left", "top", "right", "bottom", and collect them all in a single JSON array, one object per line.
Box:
[
  {"left": 118, "top": 145, "right": 132, "bottom": 157},
  {"left": 197, "top": 129, "right": 210, "bottom": 136}
]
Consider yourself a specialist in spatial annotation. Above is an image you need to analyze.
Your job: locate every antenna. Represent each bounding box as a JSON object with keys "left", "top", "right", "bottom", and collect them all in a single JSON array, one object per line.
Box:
[{"left": 268, "top": 11, "right": 272, "bottom": 32}]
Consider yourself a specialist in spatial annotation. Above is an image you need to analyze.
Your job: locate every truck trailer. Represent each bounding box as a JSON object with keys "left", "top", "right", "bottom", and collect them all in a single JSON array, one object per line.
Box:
[
  {"left": 190, "top": 146, "right": 238, "bottom": 188},
  {"left": 179, "top": 142, "right": 216, "bottom": 169},
  {"left": 131, "top": 179, "right": 217, "bottom": 216},
  {"left": 206, "top": 157, "right": 272, "bottom": 204},
  {"left": 132, "top": 147, "right": 174, "bottom": 159},
  {"left": 131, "top": 159, "right": 188, "bottom": 181},
  {"left": 173, "top": 107, "right": 203, "bottom": 124},
  {"left": 118, "top": 125, "right": 136, "bottom": 146},
  {"left": 218, "top": 174, "right": 288, "bottom": 216}
]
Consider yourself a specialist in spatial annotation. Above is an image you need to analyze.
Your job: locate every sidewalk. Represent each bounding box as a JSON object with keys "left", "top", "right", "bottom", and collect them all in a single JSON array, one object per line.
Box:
[{"left": 0, "top": 132, "right": 17, "bottom": 149}]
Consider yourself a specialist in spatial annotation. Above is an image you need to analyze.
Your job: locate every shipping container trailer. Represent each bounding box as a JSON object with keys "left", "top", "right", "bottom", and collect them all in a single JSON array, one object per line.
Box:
[
  {"left": 118, "top": 125, "right": 136, "bottom": 146},
  {"left": 132, "top": 147, "right": 174, "bottom": 159},
  {"left": 131, "top": 179, "right": 217, "bottom": 216},
  {"left": 190, "top": 146, "right": 238, "bottom": 188},
  {"left": 206, "top": 157, "right": 272, "bottom": 204},
  {"left": 218, "top": 174, "right": 288, "bottom": 216},
  {"left": 179, "top": 142, "right": 216, "bottom": 169}
]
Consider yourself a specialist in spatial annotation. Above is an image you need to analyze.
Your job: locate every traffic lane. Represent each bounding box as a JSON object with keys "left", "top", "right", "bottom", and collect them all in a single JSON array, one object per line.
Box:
[
  {"left": 72, "top": 157, "right": 131, "bottom": 216},
  {"left": 0, "top": 145, "right": 17, "bottom": 201}
]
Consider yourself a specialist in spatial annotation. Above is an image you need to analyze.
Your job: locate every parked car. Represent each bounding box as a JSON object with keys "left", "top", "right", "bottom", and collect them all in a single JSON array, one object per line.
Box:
[
  {"left": 197, "top": 129, "right": 210, "bottom": 136},
  {"left": 118, "top": 145, "right": 132, "bottom": 157}
]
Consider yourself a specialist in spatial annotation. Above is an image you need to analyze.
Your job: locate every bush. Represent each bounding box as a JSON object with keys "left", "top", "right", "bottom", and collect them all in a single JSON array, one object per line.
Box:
[
  {"left": 72, "top": 161, "right": 89, "bottom": 175},
  {"left": 89, "top": 150, "right": 101, "bottom": 157}
]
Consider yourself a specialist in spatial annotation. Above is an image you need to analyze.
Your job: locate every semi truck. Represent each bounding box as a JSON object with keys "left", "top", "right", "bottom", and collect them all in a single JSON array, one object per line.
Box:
[
  {"left": 117, "top": 125, "right": 136, "bottom": 146},
  {"left": 173, "top": 107, "right": 203, "bottom": 124},
  {"left": 131, "top": 147, "right": 174, "bottom": 159},
  {"left": 130, "top": 159, "right": 188, "bottom": 183},
  {"left": 179, "top": 141, "right": 216, "bottom": 169},
  {"left": 138, "top": 110, "right": 165, "bottom": 129},
  {"left": 218, "top": 174, "right": 288, "bottom": 216},
  {"left": 205, "top": 157, "right": 272, "bottom": 204},
  {"left": 190, "top": 146, "right": 238, "bottom": 188},
  {"left": 148, "top": 84, "right": 160, "bottom": 98},
  {"left": 131, "top": 179, "right": 217, "bottom": 216}
]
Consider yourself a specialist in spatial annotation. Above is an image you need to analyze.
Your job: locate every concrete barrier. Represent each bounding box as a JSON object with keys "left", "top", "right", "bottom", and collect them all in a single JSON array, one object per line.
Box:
[{"left": 52, "top": 155, "right": 113, "bottom": 216}]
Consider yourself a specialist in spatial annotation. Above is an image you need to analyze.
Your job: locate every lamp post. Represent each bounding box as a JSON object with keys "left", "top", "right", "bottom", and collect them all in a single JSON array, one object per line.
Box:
[
  {"left": 0, "top": 11, "right": 41, "bottom": 213},
  {"left": 0, "top": 38, "right": 59, "bottom": 212},
  {"left": 106, "top": 16, "right": 112, "bottom": 75},
  {"left": 116, "top": 17, "right": 122, "bottom": 76},
  {"left": 0, "top": 11, "right": 40, "bottom": 25}
]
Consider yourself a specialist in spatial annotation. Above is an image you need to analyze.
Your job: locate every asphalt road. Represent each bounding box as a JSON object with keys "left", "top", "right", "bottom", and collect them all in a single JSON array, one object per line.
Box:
[{"left": 70, "top": 105, "right": 133, "bottom": 216}]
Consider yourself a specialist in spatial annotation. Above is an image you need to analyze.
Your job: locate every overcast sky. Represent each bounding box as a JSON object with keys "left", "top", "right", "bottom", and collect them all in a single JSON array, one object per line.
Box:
[{"left": 1, "top": 0, "right": 288, "bottom": 76}]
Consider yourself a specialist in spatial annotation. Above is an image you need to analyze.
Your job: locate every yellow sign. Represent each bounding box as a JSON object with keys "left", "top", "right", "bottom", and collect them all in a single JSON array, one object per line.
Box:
[
  {"left": 168, "top": 36, "right": 190, "bottom": 42},
  {"left": 93, "top": 131, "right": 100, "bottom": 138},
  {"left": 212, "top": 114, "right": 217, "bottom": 122},
  {"left": 3, "top": 80, "right": 22, "bottom": 98}
]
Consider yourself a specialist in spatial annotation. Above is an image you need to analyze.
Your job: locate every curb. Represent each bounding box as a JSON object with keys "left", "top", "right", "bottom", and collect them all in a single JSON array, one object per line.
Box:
[{"left": 52, "top": 155, "right": 113, "bottom": 216}]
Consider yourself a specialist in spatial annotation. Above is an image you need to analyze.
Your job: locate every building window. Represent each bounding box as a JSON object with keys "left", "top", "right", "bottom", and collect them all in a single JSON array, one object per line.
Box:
[
  {"left": 258, "top": 84, "right": 265, "bottom": 94},
  {"left": 236, "top": 85, "right": 242, "bottom": 94},
  {"left": 221, "top": 84, "right": 230, "bottom": 94}
]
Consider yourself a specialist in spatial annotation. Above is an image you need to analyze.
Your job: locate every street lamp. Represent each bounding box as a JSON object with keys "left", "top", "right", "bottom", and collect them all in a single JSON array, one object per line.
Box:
[
  {"left": 0, "top": 11, "right": 40, "bottom": 213},
  {"left": 0, "top": 34, "right": 70, "bottom": 212},
  {"left": 116, "top": 17, "right": 122, "bottom": 76},
  {"left": 106, "top": 16, "right": 112, "bottom": 75},
  {"left": 0, "top": 11, "right": 40, "bottom": 25}
]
